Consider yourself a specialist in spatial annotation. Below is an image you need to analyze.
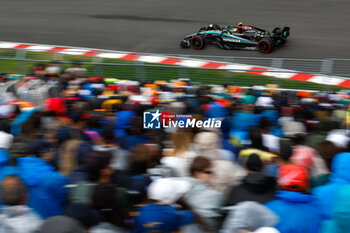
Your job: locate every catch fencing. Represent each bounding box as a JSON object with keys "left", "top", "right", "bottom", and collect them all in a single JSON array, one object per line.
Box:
[
  {"left": 165, "top": 54, "right": 350, "bottom": 78},
  {"left": 0, "top": 49, "right": 349, "bottom": 91}
]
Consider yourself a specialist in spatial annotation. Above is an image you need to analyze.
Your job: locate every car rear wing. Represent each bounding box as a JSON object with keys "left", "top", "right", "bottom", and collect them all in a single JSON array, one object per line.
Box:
[{"left": 272, "top": 26, "right": 290, "bottom": 39}]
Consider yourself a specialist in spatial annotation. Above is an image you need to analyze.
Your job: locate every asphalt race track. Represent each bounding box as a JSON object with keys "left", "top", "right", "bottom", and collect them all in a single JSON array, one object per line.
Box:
[{"left": 0, "top": 0, "right": 350, "bottom": 59}]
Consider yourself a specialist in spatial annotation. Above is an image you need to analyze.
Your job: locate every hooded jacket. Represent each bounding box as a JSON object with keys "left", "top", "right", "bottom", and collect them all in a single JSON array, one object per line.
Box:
[
  {"left": 180, "top": 177, "right": 224, "bottom": 230},
  {"left": 90, "top": 222, "right": 126, "bottom": 233},
  {"left": 313, "top": 152, "right": 350, "bottom": 221},
  {"left": 226, "top": 173, "right": 276, "bottom": 206},
  {"left": 39, "top": 215, "right": 85, "bottom": 233},
  {"left": 114, "top": 110, "right": 136, "bottom": 139},
  {"left": 221, "top": 201, "right": 279, "bottom": 233},
  {"left": 17, "top": 157, "right": 69, "bottom": 219},
  {"left": 321, "top": 185, "right": 350, "bottom": 233},
  {"left": 232, "top": 112, "right": 260, "bottom": 132},
  {"left": 265, "top": 190, "right": 321, "bottom": 233},
  {"left": 0, "top": 205, "right": 42, "bottom": 233}
]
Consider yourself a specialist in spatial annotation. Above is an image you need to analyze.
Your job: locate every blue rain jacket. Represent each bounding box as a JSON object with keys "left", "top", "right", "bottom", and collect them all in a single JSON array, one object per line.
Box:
[
  {"left": 321, "top": 185, "right": 350, "bottom": 233},
  {"left": 265, "top": 190, "right": 321, "bottom": 233},
  {"left": 17, "top": 157, "right": 68, "bottom": 219}
]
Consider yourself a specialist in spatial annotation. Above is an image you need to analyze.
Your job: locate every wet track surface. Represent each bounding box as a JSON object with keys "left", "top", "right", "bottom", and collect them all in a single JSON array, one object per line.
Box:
[{"left": 0, "top": 0, "right": 350, "bottom": 59}]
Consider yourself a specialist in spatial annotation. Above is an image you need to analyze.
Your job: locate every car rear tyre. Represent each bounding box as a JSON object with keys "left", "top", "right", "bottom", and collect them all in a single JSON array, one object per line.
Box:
[
  {"left": 258, "top": 37, "right": 274, "bottom": 53},
  {"left": 191, "top": 35, "right": 206, "bottom": 50}
]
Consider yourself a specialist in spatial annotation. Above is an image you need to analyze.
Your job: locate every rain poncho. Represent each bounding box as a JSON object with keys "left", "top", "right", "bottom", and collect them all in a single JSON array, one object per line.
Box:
[{"left": 313, "top": 152, "right": 350, "bottom": 221}]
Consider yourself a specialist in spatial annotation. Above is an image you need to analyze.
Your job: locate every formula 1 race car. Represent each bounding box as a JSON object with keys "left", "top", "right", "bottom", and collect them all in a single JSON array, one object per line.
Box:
[{"left": 180, "top": 23, "right": 290, "bottom": 53}]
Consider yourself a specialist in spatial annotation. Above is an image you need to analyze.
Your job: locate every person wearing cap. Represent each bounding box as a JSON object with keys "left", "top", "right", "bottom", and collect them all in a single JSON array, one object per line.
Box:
[
  {"left": 265, "top": 164, "right": 321, "bottom": 233},
  {"left": 255, "top": 93, "right": 275, "bottom": 108},
  {"left": 313, "top": 152, "right": 350, "bottom": 221},
  {"left": 132, "top": 178, "right": 197, "bottom": 233},
  {"left": 238, "top": 126, "right": 278, "bottom": 165},
  {"left": 325, "top": 129, "right": 350, "bottom": 150},
  {"left": 226, "top": 153, "right": 276, "bottom": 206}
]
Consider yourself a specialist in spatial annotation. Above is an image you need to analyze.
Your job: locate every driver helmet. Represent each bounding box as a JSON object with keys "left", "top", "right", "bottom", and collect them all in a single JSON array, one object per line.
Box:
[
  {"left": 238, "top": 22, "right": 243, "bottom": 26},
  {"left": 208, "top": 24, "right": 217, "bottom": 30}
]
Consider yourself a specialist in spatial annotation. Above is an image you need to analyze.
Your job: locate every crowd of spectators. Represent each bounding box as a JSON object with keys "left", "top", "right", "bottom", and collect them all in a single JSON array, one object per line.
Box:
[{"left": 0, "top": 62, "right": 350, "bottom": 233}]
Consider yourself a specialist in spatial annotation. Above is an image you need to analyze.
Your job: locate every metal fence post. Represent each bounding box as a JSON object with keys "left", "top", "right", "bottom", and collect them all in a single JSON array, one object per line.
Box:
[
  {"left": 271, "top": 58, "right": 283, "bottom": 87},
  {"left": 52, "top": 53, "right": 64, "bottom": 62},
  {"left": 224, "top": 57, "right": 234, "bottom": 84},
  {"left": 321, "top": 59, "right": 334, "bottom": 91},
  {"left": 135, "top": 61, "right": 146, "bottom": 81},
  {"left": 271, "top": 58, "right": 283, "bottom": 69},
  {"left": 15, "top": 49, "right": 27, "bottom": 74},
  {"left": 92, "top": 57, "right": 104, "bottom": 77},
  {"left": 321, "top": 59, "right": 333, "bottom": 75},
  {"left": 178, "top": 66, "right": 189, "bottom": 82}
]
